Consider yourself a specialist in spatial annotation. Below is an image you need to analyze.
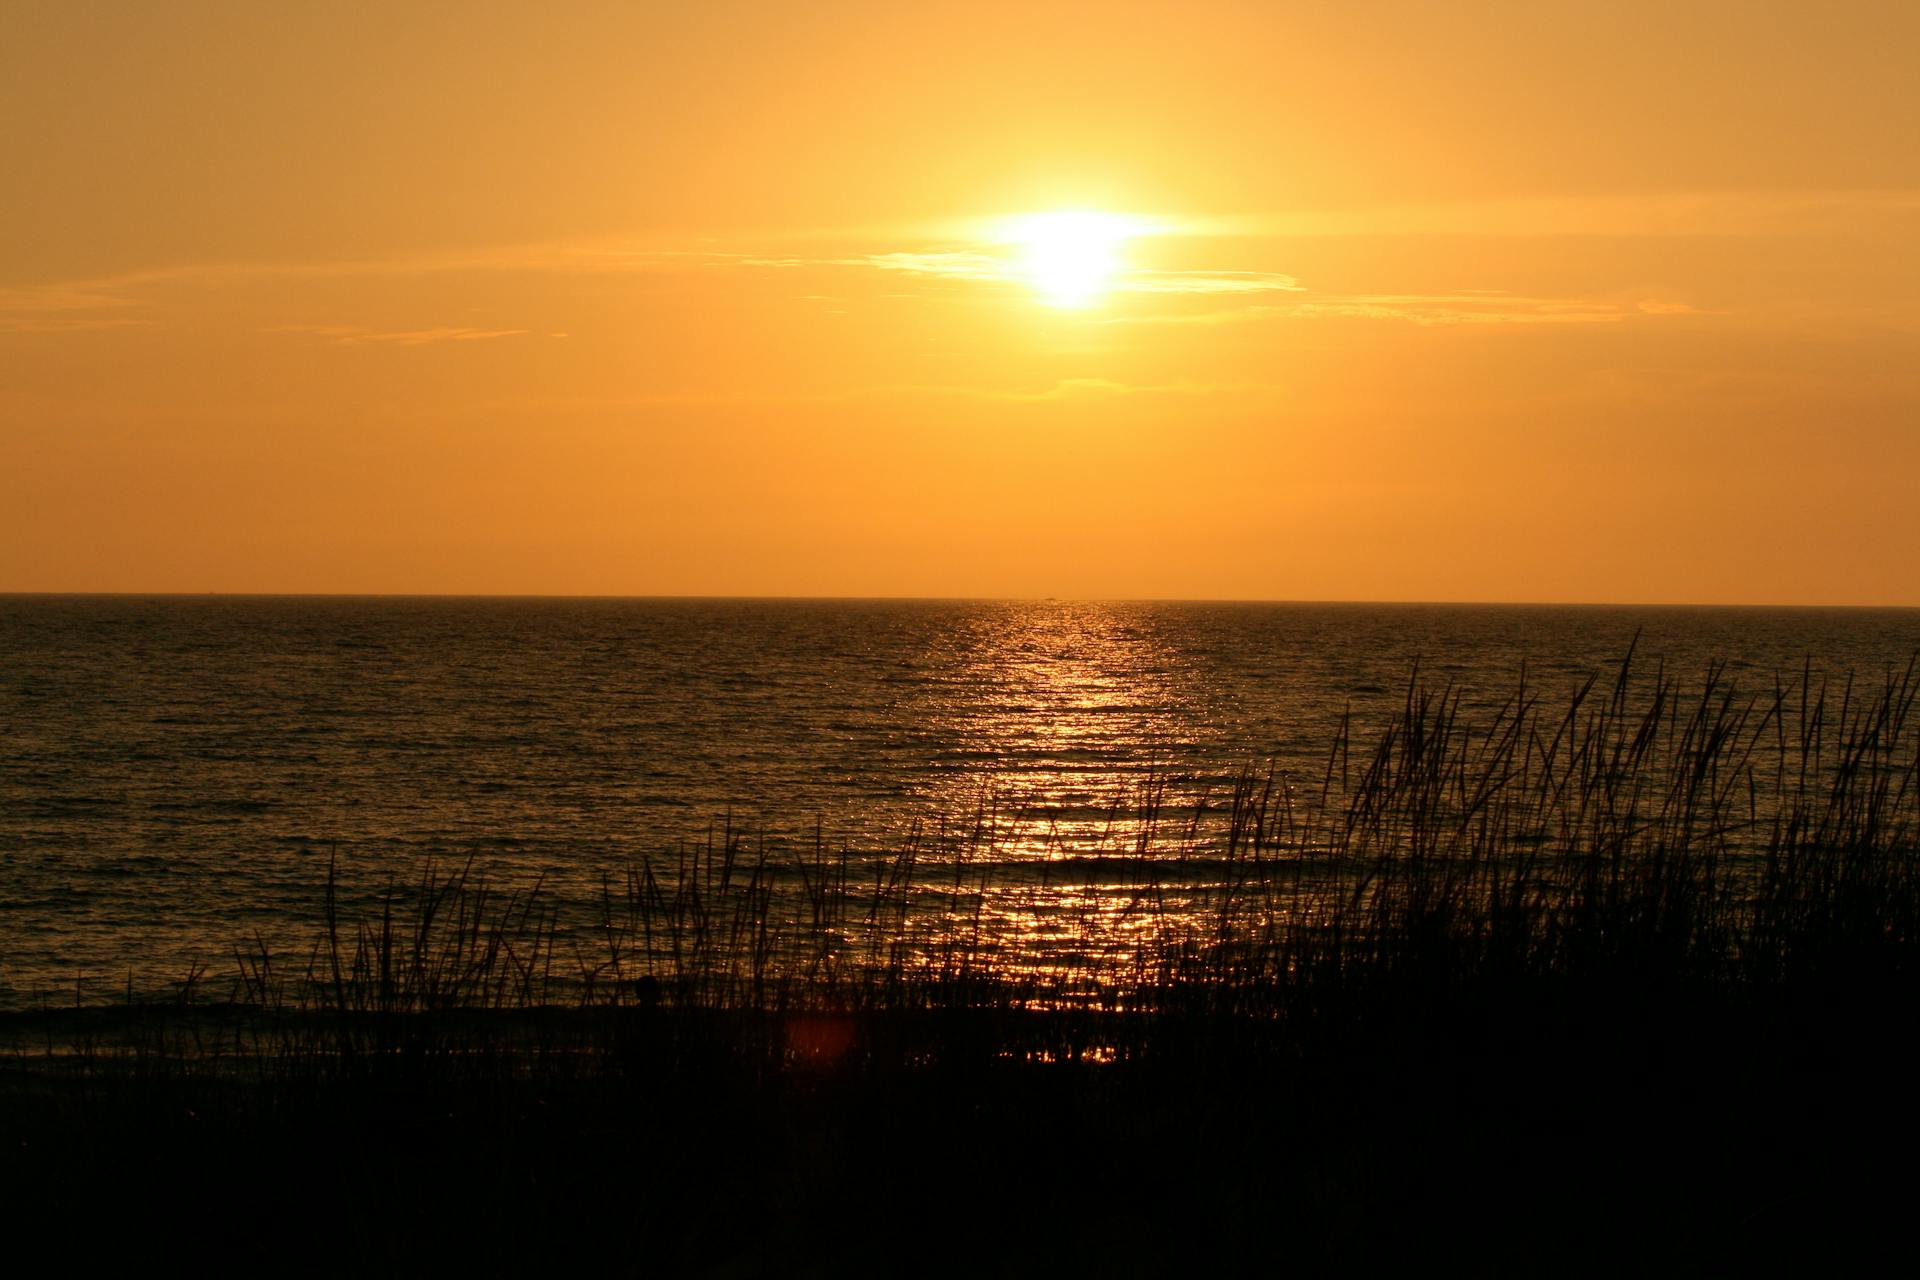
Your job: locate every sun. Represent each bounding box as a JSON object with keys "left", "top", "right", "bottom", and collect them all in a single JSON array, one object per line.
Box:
[{"left": 1004, "top": 210, "right": 1144, "bottom": 308}]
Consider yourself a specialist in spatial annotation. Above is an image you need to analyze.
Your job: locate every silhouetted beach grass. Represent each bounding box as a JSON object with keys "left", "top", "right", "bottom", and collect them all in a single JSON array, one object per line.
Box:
[{"left": 6, "top": 650, "right": 1917, "bottom": 1272}]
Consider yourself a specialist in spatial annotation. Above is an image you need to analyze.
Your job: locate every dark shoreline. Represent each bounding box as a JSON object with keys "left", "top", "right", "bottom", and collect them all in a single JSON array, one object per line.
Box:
[{"left": 5, "top": 985, "right": 1911, "bottom": 1274}]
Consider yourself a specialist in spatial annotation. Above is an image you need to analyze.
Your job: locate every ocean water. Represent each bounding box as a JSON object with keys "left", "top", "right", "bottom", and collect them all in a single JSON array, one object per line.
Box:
[{"left": 2, "top": 595, "right": 1917, "bottom": 1007}]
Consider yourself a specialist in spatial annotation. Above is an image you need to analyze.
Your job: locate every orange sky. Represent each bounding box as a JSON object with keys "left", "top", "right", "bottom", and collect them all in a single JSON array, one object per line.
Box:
[{"left": 4, "top": 1, "right": 1917, "bottom": 604}]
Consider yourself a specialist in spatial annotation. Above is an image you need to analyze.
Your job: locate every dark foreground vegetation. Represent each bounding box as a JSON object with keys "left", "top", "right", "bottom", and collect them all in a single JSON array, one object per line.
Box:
[{"left": 5, "top": 654, "right": 1918, "bottom": 1273}]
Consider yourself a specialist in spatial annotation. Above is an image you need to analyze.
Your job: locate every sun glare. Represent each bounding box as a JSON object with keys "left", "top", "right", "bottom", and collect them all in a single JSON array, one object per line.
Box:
[{"left": 1005, "top": 211, "right": 1143, "bottom": 308}]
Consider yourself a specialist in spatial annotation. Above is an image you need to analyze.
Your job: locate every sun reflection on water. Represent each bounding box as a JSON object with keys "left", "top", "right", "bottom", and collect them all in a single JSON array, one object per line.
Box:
[
  {"left": 862, "top": 601, "right": 1301, "bottom": 991},
  {"left": 911, "top": 602, "right": 1193, "bottom": 844}
]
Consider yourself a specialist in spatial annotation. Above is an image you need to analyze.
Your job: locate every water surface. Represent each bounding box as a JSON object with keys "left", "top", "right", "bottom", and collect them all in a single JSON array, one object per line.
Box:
[{"left": 3, "top": 596, "right": 1915, "bottom": 1005}]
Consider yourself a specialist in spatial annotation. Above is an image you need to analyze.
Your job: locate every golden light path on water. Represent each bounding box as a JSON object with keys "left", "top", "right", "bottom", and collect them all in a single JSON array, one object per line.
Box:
[{"left": 866, "top": 603, "right": 1300, "bottom": 995}]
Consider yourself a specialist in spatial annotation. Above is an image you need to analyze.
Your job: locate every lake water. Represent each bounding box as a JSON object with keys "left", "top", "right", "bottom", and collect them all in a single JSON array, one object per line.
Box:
[{"left": 3, "top": 595, "right": 1916, "bottom": 1007}]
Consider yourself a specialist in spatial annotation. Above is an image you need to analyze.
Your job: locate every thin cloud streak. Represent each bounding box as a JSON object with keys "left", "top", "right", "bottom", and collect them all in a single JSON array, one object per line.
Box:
[
  {"left": 1121, "top": 271, "right": 1302, "bottom": 295},
  {"left": 1186, "top": 189, "right": 1920, "bottom": 239},
  {"left": 0, "top": 315, "right": 153, "bottom": 334},
  {"left": 862, "top": 377, "right": 1270, "bottom": 402},
  {"left": 269, "top": 324, "right": 531, "bottom": 346},
  {"left": 0, "top": 245, "right": 733, "bottom": 323},
  {"left": 1291, "top": 294, "right": 1710, "bottom": 326},
  {"left": 1103, "top": 293, "right": 1710, "bottom": 328},
  {"left": 450, "top": 377, "right": 1273, "bottom": 416},
  {"left": 833, "top": 251, "right": 1302, "bottom": 296}
]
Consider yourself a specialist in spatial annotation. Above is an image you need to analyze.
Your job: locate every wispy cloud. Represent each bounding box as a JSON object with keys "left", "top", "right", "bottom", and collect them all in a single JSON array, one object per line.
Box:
[
  {"left": 1097, "top": 305, "right": 1289, "bottom": 327},
  {"left": 0, "top": 246, "right": 718, "bottom": 328},
  {"left": 856, "top": 250, "right": 1005, "bottom": 280},
  {"left": 1194, "top": 189, "right": 1920, "bottom": 239},
  {"left": 1290, "top": 293, "right": 1708, "bottom": 326},
  {"left": 269, "top": 324, "right": 530, "bottom": 346},
  {"left": 0, "top": 281, "right": 142, "bottom": 314},
  {"left": 0, "top": 314, "right": 153, "bottom": 334},
  {"left": 1103, "top": 292, "right": 1709, "bottom": 329},
  {"left": 794, "top": 251, "right": 1304, "bottom": 298},
  {"left": 1120, "top": 270, "right": 1302, "bottom": 295},
  {"left": 455, "top": 377, "right": 1269, "bottom": 415},
  {"left": 864, "top": 377, "right": 1261, "bottom": 402}
]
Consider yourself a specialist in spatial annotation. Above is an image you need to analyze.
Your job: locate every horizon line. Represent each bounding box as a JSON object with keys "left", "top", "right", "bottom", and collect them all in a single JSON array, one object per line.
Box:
[{"left": 4, "top": 590, "right": 1917, "bottom": 612}]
